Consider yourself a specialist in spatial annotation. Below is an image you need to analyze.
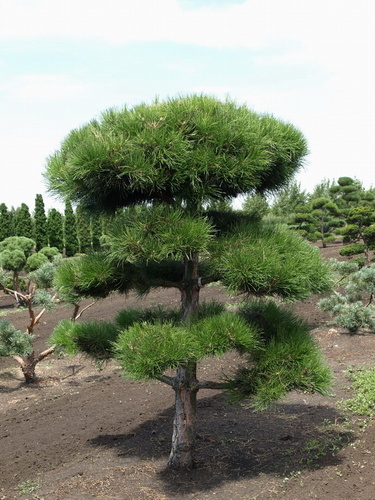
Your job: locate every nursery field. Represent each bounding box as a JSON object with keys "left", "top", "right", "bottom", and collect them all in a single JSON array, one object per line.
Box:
[{"left": 1, "top": 242, "right": 375, "bottom": 500}]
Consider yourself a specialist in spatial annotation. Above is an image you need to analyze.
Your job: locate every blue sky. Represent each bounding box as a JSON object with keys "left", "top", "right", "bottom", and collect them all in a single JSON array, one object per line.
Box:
[{"left": 1, "top": 0, "right": 374, "bottom": 210}]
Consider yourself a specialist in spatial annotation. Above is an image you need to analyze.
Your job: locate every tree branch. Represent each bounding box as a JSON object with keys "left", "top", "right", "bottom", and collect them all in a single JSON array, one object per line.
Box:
[
  {"left": 73, "top": 301, "right": 96, "bottom": 321},
  {"left": 36, "top": 345, "right": 56, "bottom": 362},
  {"left": 156, "top": 374, "right": 175, "bottom": 386},
  {"left": 3, "top": 287, "right": 27, "bottom": 304},
  {"left": 365, "top": 293, "right": 374, "bottom": 307},
  {"left": 12, "top": 355, "right": 26, "bottom": 368}
]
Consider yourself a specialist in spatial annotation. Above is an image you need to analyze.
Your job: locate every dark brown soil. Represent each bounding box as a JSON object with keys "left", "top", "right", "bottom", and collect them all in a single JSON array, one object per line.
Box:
[{"left": 1, "top": 242, "right": 375, "bottom": 500}]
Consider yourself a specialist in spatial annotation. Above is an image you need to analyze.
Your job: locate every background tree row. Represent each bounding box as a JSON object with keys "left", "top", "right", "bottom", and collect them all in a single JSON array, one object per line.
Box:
[{"left": 0, "top": 196, "right": 110, "bottom": 256}]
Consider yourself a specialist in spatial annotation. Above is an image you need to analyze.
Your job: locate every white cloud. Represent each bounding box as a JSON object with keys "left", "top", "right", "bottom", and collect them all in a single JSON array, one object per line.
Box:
[
  {"left": 0, "top": 0, "right": 335, "bottom": 50},
  {"left": 2, "top": 1, "right": 374, "bottom": 89},
  {"left": 3, "top": 1, "right": 374, "bottom": 93},
  {"left": 1, "top": 0, "right": 375, "bottom": 210}
]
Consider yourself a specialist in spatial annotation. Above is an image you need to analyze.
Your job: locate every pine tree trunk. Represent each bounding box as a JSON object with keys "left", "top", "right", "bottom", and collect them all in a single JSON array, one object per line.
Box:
[
  {"left": 181, "top": 252, "right": 200, "bottom": 321},
  {"left": 22, "top": 357, "right": 38, "bottom": 383},
  {"left": 168, "top": 363, "right": 198, "bottom": 469},
  {"left": 16, "top": 352, "right": 38, "bottom": 383},
  {"left": 13, "top": 270, "right": 21, "bottom": 293},
  {"left": 13, "top": 346, "right": 55, "bottom": 384},
  {"left": 168, "top": 252, "right": 200, "bottom": 469}
]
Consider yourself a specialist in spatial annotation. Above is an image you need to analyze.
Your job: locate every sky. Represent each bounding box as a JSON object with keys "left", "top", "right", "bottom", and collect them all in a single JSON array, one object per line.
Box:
[{"left": 1, "top": 0, "right": 375, "bottom": 212}]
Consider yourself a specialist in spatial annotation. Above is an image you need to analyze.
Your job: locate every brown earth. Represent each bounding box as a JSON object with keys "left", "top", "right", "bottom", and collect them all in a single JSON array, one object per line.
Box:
[{"left": 1, "top": 242, "right": 375, "bottom": 500}]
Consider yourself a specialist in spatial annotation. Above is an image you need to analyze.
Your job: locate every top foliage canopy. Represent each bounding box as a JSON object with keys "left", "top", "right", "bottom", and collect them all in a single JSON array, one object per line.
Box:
[{"left": 45, "top": 94, "right": 308, "bottom": 211}]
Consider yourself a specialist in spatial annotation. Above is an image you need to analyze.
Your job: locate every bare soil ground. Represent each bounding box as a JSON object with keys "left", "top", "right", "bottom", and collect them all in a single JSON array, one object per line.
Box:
[{"left": 1, "top": 242, "right": 375, "bottom": 500}]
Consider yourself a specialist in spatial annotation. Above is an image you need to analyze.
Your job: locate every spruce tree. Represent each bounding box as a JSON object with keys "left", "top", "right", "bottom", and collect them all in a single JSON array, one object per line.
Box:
[
  {"left": 45, "top": 95, "right": 333, "bottom": 469},
  {"left": 13, "top": 203, "right": 34, "bottom": 239},
  {"left": 64, "top": 201, "right": 78, "bottom": 256},
  {"left": 0, "top": 203, "right": 12, "bottom": 241},
  {"left": 33, "top": 194, "right": 48, "bottom": 250},
  {"left": 47, "top": 208, "right": 64, "bottom": 252}
]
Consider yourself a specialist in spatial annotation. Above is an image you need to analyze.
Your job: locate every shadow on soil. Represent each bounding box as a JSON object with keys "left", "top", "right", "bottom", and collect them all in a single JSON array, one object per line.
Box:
[{"left": 90, "top": 392, "right": 355, "bottom": 496}]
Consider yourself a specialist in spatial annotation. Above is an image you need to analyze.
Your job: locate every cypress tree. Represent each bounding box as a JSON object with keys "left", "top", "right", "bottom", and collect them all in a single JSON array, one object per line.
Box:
[
  {"left": 47, "top": 208, "right": 64, "bottom": 252},
  {"left": 64, "top": 201, "right": 78, "bottom": 256},
  {"left": 13, "top": 203, "right": 34, "bottom": 239},
  {"left": 0, "top": 203, "right": 12, "bottom": 241},
  {"left": 33, "top": 194, "right": 48, "bottom": 250},
  {"left": 76, "top": 204, "right": 92, "bottom": 253}
]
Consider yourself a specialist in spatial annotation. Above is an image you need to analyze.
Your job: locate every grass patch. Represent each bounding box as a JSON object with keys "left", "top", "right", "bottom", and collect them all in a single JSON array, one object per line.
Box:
[
  {"left": 339, "top": 366, "right": 375, "bottom": 416},
  {"left": 0, "top": 307, "right": 26, "bottom": 317},
  {"left": 16, "top": 478, "right": 40, "bottom": 496}
]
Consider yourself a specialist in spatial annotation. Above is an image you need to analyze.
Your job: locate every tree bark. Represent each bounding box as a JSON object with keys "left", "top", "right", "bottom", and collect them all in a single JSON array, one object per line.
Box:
[
  {"left": 13, "top": 270, "right": 21, "bottom": 293},
  {"left": 168, "top": 362, "right": 198, "bottom": 469},
  {"left": 168, "top": 251, "right": 201, "bottom": 469},
  {"left": 13, "top": 345, "right": 56, "bottom": 384},
  {"left": 181, "top": 252, "right": 200, "bottom": 322}
]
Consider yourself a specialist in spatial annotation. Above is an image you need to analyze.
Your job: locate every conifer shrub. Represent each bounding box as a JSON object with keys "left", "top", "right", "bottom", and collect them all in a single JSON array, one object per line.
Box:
[{"left": 318, "top": 260, "right": 375, "bottom": 334}]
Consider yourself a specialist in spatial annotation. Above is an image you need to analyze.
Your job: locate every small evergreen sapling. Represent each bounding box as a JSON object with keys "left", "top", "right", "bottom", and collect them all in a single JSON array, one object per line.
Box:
[
  {"left": 0, "top": 254, "right": 100, "bottom": 383},
  {"left": 318, "top": 259, "right": 375, "bottom": 334},
  {"left": 0, "top": 236, "right": 36, "bottom": 292},
  {"left": 0, "top": 261, "right": 58, "bottom": 382}
]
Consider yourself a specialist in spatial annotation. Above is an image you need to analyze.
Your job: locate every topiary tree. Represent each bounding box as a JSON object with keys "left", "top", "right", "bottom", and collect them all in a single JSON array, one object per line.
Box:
[
  {"left": 309, "top": 197, "right": 341, "bottom": 248},
  {"left": 24, "top": 252, "right": 49, "bottom": 272},
  {"left": 45, "top": 94, "right": 333, "bottom": 469},
  {"left": 329, "top": 177, "right": 369, "bottom": 215},
  {"left": 38, "top": 246, "right": 61, "bottom": 261},
  {"left": 339, "top": 206, "right": 375, "bottom": 263},
  {"left": 0, "top": 236, "right": 36, "bottom": 292}
]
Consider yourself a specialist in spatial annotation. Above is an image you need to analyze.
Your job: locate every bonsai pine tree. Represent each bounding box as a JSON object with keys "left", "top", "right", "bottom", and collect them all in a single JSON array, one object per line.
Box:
[
  {"left": 45, "top": 95, "right": 333, "bottom": 469},
  {"left": 329, "top": 177, "right": 371, "bottom": 215},
  {"left": 287, "top": 196, "right": 342, "bottom": 247},
  {"left": 33, "top": 194, "right": 48, "bottom": 251},
  {"left": 0, "top": 252, "right": 58, "bottom": 382},
  {"left": 309, "top": 196, "right": 341, "bottom": 248},
  {"left": 339, "top": 206, "right": 375, "bottom": 263}
]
